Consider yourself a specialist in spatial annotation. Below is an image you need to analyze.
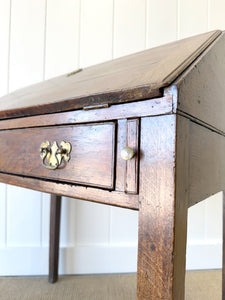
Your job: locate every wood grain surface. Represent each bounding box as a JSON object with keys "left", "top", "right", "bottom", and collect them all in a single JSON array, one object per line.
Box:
[
  {"left": 0, "top": 30, "right": 220, "bottom": 119},
  {"left": 137, "top": 115, "right": 189, "bottom": 299},
  {"left": 0, "top": 95, "right": 173, "bottom": 130},
  {"left": 115, "top": 119, "right": 127, "bottom": 192},
  {"left": 125, "top": 119, "right": 139, "bottom": 194},
  {"left": 0, "top": 27, "right": 224, "bottom": 298},
  {"left": 0, "top": 172, "right": 139, "bottom": 209},
  {"left": 172, "top": 116, "right": 190, "bottom": 299},
  {"left": 137, "top": 115, "right": 176, "bottom": 299},
  {"left": 0, "top": 123, "right": 115, "bottom": 189},
  {"left": 175, "top": 31, "right": 225, "bottom": 134},
  {"left": 188, "top": 120, "right": 225, "bottom": 207},
  {"left": 49, "top": 194, "right": 61, "bottom": 284}
]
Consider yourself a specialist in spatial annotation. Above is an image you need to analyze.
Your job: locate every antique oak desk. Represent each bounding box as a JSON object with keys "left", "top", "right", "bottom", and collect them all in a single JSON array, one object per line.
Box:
[{"left": 0, "top": 30, "right": 225, "bottom": 299}]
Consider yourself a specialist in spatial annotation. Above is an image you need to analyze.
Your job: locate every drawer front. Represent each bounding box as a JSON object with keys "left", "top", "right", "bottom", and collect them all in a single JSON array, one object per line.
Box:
[{"left": 0, "top": 122, "right": 115, "bottom": 189}]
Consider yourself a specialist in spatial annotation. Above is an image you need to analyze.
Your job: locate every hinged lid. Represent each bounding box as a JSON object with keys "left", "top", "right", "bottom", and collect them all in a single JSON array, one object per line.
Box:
[{"left": 0, "top": 30, "right": 221, "bottom": 119}]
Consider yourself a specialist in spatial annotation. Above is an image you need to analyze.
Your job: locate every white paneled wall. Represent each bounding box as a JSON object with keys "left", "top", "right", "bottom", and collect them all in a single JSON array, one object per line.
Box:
[
  {"left": 80, "top": 0, "right": 113, "bottom": 67},
  {"left": 147, "top": 0, "right": 177, "bottom": 47},
  {"left": 0, "top": 0, "right": 224, "bottom": 275},
  {"left": 0, "top": 0, "right": 10, "bottom": 97},
  {"left": 45, "top": 0, "right": 80, "bottom": 79},
  {"left": 179, "top": 0, "right": 208, "bottom": 38},
  {"left": 9, "top": 0, "right": 46, "bottom": 91},
  {"left": 114, "top": 0, "right": 146, "bottom": 57}
]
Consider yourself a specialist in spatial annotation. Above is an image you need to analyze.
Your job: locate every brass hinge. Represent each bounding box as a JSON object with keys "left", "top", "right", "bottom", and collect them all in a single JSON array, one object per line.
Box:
[
  {"left": 67, "top": 68, "right": 83, "bottom": 77},
  {"left": 83, "top": 104, "right": 109, "bottom": 111}
]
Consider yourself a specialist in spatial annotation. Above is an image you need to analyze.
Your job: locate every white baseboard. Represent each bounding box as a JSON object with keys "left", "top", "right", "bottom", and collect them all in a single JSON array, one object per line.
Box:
[
  {"left": 0, "top": 242, "right": 222, "bottom": 276},
  {"left": 186, "top": 241, "right": 222, "bottom": 270},
  {"left": 0, "top": 245, "right": 138, "bottom": 276}
]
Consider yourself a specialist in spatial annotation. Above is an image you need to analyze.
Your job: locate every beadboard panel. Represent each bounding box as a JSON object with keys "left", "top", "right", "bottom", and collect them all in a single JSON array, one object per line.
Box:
[
  {"left": 0, "top": 0, "right": 10, "bottom": 97},
  {"left": 6, "top": 0, "right": 46, "bottom": 250},
  {"left": 0, "top": 245, "right": 138, "bottom": 276},
  {"left": 0, "top": 0, "right": 224, "bottom": 275},
  {"left": 110, "top": 206, "right": 138, "bottom": 245},
  {"left": 205, "top": 193, "right": 223, "bottom": 240},
  {"left": 209, "top": 0, "right": 225, "bottom": 29},
  {"left": 80, "top": 0, "right": 113, "bottom": 67},
  {"left": 6, "top": 186, "right": 42, "bottom": 247},
  {"left": 113, "top": 0, "right": 146, "bottom": 58},
  {"left": 0, "top": 184, "right": 7, "bottom": 247},
  {"left": 60, "top": 197, "right": 77, "bottom": 247},
  {"left": 45, "top": 0, "right": 80, "bottom": 79},
  {"left": 186, "top": 242, "right": 222, "bottom": 270},
  {"left": 147, "top": 0, "right": 177, "bottom": 48},
  {"left": 41, "top": 193, "right": 50, "bottom": 247},
  {"left": 179, "top": 0, "right": 208, "bottom": 38},
  {"left": 0, "top": 242, "right": 222, "bottom": 276},
  {"left": 187, "top": 200, "right": 206, "bottom": 242},
  {"left": 9, "top": 0, "right": 46, "bottom": 91},
  {"left": 187, "top": 193, "right": 223, "bottom": 243},
  {"left": 75, "top": 200, "right": 110, "bottom": 245},
  {"left": 0, "top": 1, "right": 10, "bottom": 249}
]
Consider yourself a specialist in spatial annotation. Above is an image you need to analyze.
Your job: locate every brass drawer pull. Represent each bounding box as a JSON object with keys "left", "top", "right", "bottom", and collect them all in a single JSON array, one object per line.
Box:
[
  {"left": 121, "top": 146, "right": 135, "bottom": 160},
  {"left": 40, "top": 141, "right": 72, "bottom": 170}
]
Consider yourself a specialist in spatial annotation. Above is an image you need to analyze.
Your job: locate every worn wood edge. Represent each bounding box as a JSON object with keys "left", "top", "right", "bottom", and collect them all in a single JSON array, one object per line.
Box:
[
  {"left": 173, "top": 31, "right": 225, "bottom": 88},
  {"left": 165, "top": 84, "right": 225, "bottom": 137},
  {"left": 137, "top": 114, "right": 189, "bottom": 299},
  {"left": 0, "top": 172, "right": 139, "bottom": 210},
  {"left": 0, "top": 87, "right": 162, "bottom": 120},
  {"left": 137, "top": 115, "right": 177, "bottom": 299},
  {"left": 172, "top": 113, "right": 225, "bottom": 208},
  {"left": 162, "top": 30, "right": 222, "bottom": 86},
  {"left": 115, "top": 119, "right": 126, "bottom": 192},
  {"left": 111, "top": 123, "right": 116, "bottom": 190},
  {"left": 49, "top": 194, "right": 61, "bottom": 284},
  {"left": 0, "top": 30, "right": 220, "bottom": 121},
  {"left": 172, "top": 115, "right": 190, "bottom": 299},
  {"left": 170, "top": 31, "right": 225, "bottom": 135},
  {"left": 177, "top": 109, "right": 225, "bottom": 137},
  {"left": 0, "top": 95, "right": 173, "bottom": 130},
  {"left": 0, "top": 122, "right": 116, "bottom": 190},
  {"left": 125, "top": 119, "right": 139, "bottom": 194},
  {"left": 188, "top": 119, "right": 225, "bottom": 207}
]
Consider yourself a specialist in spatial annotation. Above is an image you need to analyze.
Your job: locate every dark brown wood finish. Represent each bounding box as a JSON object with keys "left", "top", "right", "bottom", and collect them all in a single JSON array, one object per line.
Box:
[
  {"left": 115, "top": 119, "right": 127, "bottom": 192},
  {"left": 137, "top": 115, "right": 189, "bottom": 299},
  {"left": 0, "top": 123, "right": 115, "bottom": 189},
  {"left": 174, "top": 31, "right": 225, "bottom": 133},
  {"left": 49, "top": 194, "right": 61, "bottom": 283},
  {"left": 0, "top": 31, "right": 220, "bottom": 120},
  {"left": 115, "top": 118, "right": 140, "bottom": 194},
  {"left": 0, "top": 172, "right": 139, "bottom": 209},
  {"left": 0, "top": 95, "right": 173, "bottom": 130},
  {"left": 125, "top": 119, "right": 139, "bottom": 194},
  {"left": 188, "top": 121, "right": 225, "bottom": 207},
  {"left": 172, "top": 116, "right": 190, "bottom": 299}
]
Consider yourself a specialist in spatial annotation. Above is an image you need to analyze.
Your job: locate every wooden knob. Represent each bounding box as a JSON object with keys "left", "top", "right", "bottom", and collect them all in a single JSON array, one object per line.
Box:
[{"left": 121, "top": 146, "right": 135, "bottom": 160}]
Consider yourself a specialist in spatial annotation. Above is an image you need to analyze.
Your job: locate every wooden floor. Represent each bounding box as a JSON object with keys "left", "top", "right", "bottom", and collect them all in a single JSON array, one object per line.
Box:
[{"left": 0, "top": 270, "right": 222, "bottom": 300}]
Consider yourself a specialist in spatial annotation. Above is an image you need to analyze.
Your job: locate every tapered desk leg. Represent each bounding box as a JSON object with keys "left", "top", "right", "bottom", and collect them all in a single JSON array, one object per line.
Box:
[
  {"left": 49, "top": 194, "right": 62, "bottom": 283},
  {"left": 137, "top": 115, "right": 189, "bottom": 299},
  {"left": 223, "top": 192, "right": 225, "bottom": 300}
]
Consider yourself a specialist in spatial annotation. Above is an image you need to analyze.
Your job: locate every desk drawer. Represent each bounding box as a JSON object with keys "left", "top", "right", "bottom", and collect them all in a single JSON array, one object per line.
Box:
[{"left": 0, "top": 122, "right": 115, "bottom": 189}]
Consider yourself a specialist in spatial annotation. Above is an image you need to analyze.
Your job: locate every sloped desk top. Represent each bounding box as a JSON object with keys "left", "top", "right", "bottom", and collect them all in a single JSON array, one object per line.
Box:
[{"left": 0, "top": 30, "right": 221, "bottom": 119}]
